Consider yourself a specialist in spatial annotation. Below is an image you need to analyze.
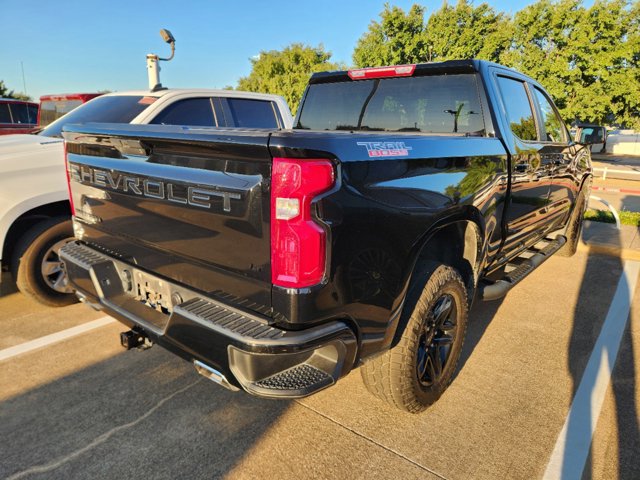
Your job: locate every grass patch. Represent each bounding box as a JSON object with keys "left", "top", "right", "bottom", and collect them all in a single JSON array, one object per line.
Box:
[{"left": 585, "top": 209, "right": 640, "bottom": 227}]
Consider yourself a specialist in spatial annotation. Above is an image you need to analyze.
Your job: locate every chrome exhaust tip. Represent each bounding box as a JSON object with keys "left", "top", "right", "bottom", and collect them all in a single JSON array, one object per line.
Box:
[{"left": 193, "top": 360, "right": 240, "bottom": 392}]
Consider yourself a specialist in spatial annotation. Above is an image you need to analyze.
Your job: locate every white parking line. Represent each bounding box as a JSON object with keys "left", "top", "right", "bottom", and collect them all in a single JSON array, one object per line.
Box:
[
  {"left": 543, "top": 260, "right": 640, "bottom": 480},
  {"left": 0, "top": 316, "right": 116, "bottom": 362}
]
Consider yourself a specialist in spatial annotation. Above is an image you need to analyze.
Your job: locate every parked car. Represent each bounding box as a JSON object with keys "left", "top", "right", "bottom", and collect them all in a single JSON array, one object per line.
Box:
[
  {"left": 38, "top": 93, "right": 104, "bottom": 127},
  {"left": 0, "top": 89, "right": 293, "bottom": 306},
  {"left": 0, "top": 98, "right": 39, "bottom": 135},
  {"left": 61, "top": 60, "right": 592, "bottom": 412}
]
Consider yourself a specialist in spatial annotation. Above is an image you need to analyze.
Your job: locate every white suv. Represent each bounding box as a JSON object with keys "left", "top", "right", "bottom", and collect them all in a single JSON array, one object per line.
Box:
[{"left": 0, "top": 89, "right": 292, "bottom": 306}]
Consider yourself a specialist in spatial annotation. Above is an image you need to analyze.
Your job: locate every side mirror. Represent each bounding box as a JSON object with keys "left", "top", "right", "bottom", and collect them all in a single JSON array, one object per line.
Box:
[
  {"left": 160, "top": 29, "right": 175, "bottom": 44},
  {"left": 574, "top": 127, "right": 605, "bottom": 146}
]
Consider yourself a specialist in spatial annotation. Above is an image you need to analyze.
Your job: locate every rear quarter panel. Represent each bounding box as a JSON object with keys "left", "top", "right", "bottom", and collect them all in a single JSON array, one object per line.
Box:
[{"left": 269, "top": 131, "right": 508, "bottom": 357}]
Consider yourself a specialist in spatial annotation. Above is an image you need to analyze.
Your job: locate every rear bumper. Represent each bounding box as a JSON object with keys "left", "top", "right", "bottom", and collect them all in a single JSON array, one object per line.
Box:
[{"left": 60, "top": 241, "right": 358, "bottom": 398}]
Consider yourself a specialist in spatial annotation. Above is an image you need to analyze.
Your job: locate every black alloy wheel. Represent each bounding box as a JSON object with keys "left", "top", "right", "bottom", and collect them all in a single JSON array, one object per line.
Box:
[{"left": 416, "top": 294, "right": 458, "bottom": 387}]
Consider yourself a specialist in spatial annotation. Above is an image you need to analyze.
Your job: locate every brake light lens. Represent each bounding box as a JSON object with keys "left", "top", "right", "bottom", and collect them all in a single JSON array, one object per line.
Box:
[
  {"left": 63, "top": 142, "right": 75, "bottom": 215},
  {"left": 348, "top": 64, "right": 416, "bottom": 80},
  {"left": 271, "top": 158, "right": 335, "bottom": 288}
]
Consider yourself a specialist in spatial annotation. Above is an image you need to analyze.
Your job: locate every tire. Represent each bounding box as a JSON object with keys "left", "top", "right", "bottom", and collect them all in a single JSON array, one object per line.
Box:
[
  {"left": 361, "top": 264, "right": 468, "bottom": 413},
  {"left": 10, "top": 217, "right": 77, "bottom": 307},
  {"left": 558, "top": 190, "right": 587, "bottom": 258}
]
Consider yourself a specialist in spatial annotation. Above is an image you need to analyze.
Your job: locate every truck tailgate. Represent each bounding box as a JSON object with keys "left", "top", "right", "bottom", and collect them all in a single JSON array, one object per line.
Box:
[{"left": 64, "top": 124, "right": 273, "bottom": 316}]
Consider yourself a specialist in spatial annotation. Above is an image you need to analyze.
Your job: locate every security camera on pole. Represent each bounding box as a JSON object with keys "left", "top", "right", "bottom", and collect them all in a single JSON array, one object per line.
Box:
[{"left": 147, "top": 29, "right": 175, "bottom": 91}]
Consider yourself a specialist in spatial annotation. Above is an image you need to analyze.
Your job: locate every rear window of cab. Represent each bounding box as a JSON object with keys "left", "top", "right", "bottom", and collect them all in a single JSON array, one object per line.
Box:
[{"left": 297, "top": 74, "right": 484, "bottom": 135}]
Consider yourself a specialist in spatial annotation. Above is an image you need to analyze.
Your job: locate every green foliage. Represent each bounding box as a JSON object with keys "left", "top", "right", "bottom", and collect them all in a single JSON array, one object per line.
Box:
[
  {"left": 444, "top": 156, "right": 501, "bottom": 198},
  {"left": 352, "top": 1, "right": 510, "bottom": 67},
  {"left": 0, "top": 80, "right": 32, "bottom": 101},
  {"left": 585, "top": 209, "right": 640, "bottom": 226},
  {"left": 511, "top": 116, "right": 538, "bottom": 142},
  {"left": 501, "top": 0, "right": 639, "bottom": 128},
  {"left": 236, "top": 43, "right": 343, "bottom": 114},
  {"left": 349, "top": 0, "right": 640, "bottom": 128},
  {"left": 425, "top": 0, "right": 512, "bottom": 62},
  {"left": 352, "top": 4, "right": 428, "bottom": 67}
]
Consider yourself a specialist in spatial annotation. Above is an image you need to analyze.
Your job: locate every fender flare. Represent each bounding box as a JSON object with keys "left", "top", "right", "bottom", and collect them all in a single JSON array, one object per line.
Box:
[
  {"left": 382, "top": 209, "right": 487, "bottom": 349},
  {"left": 0, "top": 192, "right": 70, "bottom": 261}
]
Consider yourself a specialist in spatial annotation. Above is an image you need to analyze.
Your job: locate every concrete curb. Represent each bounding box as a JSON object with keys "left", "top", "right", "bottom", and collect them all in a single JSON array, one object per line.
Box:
[
  {"left": 577, "top": 241, "right": 640, "bottom": 261},
  {"left": 591, "top": 185, "right": 640, "bottom": 195}
]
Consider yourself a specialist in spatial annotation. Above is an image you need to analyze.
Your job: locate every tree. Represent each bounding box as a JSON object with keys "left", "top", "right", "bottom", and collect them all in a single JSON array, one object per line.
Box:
[
  {"left": 352, "top": 4, "right": 428, "bottom": 67},
  {"left": 236, "top": 44, "right": 343, "bottom": 114},
  {"left": 501, "top": 0, "right": 639, "bottom": 127},
  {"left": 352, "top": 1, "right": 639, "bottom": 127},
  {"left": 0, "top": 81, "right": 32, "bottom": 101},
  {"left": 425, "top": 0, "right": 512, "bottom": 62},
  {"left": 352, "top": 2, "right": 510, "bottom": 68}
]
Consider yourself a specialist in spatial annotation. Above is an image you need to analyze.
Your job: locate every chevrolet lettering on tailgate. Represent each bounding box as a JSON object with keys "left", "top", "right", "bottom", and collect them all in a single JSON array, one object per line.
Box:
[{"left": 69, "top": 164, "right": 241, "bottom": 211}]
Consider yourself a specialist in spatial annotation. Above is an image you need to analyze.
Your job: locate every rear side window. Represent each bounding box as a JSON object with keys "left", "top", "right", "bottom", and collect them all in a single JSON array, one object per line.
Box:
[
  {"left": 28, "top": 104, "right": 39, "bottom": 123},
  {"left": 297, "top": 74, "right": 485, "bottom": 135},
  {"left": 220, "top": 98, "right": 279, "bottom": 128},
  {"left": 496, "top": 76, "right": 538, "bottom": 141},
  {"left": 533, "top": 88, "right": 566, "bottom": 143},
  {"left": 150, "top": 98, "right": 215, "bottom": 127},
  {"left": 39, "top": 95, "right": 150, "bottom": 138},
  {"left": 0, "top": 103, "right": 12, "bottom": 123},
  {"left": 9, "top": 103, "right": 36, "bottom": 124}
]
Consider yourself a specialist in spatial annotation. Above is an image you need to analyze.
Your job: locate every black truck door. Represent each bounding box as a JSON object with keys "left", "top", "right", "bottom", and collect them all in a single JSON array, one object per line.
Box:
[
  {"left": 530, "top": 86, "right": 578, "bottom": 232},
  {"left": 493, "top": 74, "right": 555, "bottom": 259}
]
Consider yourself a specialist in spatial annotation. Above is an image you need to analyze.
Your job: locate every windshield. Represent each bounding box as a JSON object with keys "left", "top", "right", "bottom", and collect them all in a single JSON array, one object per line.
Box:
[
  {"left": 297, "top": 74, "right": 485, "bottom": 135},
  {"left": 39, "top": 95, "right": 151, "bottom": 138}
]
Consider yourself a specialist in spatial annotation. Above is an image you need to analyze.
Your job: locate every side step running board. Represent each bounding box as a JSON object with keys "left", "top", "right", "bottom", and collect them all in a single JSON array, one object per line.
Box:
[{"left": 478, "top": 235, "right": 567, "bottom": 301}]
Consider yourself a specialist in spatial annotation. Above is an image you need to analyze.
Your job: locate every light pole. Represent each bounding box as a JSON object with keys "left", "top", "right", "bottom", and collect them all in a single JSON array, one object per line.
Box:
[{"left": 147, "top": 29, "right": 176, "bottom": 91}]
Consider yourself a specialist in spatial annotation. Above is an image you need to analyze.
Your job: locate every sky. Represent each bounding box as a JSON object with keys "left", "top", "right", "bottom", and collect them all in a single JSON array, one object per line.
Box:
[{"left": 0, "top": 0, "right": 584, "bottom": 101}]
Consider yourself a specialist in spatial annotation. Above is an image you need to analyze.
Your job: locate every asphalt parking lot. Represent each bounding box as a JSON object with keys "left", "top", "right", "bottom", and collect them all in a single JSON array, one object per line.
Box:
[{"left": 1, "top": 250, "right": 639, "bottom": 480}]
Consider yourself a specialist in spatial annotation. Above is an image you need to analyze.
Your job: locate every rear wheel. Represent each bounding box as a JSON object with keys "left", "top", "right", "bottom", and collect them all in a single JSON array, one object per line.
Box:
[
  {"left": 11, "top": 217, "right": 77, "bottom": 307},
  {"left": 361, "top": 264, "right": 468, "bottom": 413}
]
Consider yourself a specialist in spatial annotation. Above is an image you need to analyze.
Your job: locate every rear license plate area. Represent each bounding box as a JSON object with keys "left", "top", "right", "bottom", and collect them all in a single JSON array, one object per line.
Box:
[{"left": 132, "top": 271, "right": 173, "bottom": 314}]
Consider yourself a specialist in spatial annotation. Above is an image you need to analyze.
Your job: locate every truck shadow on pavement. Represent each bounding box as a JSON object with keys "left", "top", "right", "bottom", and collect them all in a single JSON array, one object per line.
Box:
[
  {"left": 0, "top": 347, "right": 290, "bottom": 480},
  {"left": 565, "top": 210, "right": 640, "bottom": 479},
  {"left": 458, "top": 297, "right": 503, "bottom": 375}
]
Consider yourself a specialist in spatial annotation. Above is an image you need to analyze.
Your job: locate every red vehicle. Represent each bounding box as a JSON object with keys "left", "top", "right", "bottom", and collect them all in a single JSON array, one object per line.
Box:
[
  {"left": 0, "top": 98, "right": 39, "bottom": 135},
  {"left": 38, "top": 93, "right": 103, "bottom": 127}
]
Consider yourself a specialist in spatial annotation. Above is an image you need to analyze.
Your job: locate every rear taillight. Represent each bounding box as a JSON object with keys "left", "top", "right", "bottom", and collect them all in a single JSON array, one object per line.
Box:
[
  {"left": 271, "top": 158, "right": 335, "bottom": 289},
  {"left": 63, "top": 142, "right": 75, "bottom": 215},
  {"left": 348, "top": 64, "right": 416, "bottom": 80}
]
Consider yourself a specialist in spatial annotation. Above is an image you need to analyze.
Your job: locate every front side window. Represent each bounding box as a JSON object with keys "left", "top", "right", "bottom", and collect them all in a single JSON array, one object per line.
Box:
[
  {"left": 298, "top": 74, "right": 485, "bottom": 135},
  {"left": 496, "top": 76, "right": 538, "bottom": 141},
  {"left": 150, "top": 98, "right": 215, "bottom": 127},
  {"left": 534, "top": 88, "right": 566, "bottom": 143}
]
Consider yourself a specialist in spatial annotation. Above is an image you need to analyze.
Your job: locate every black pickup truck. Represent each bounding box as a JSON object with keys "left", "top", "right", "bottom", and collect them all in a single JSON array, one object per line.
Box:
[{"left": 60, "top": 60, "right": 591, "bottom": 413}]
